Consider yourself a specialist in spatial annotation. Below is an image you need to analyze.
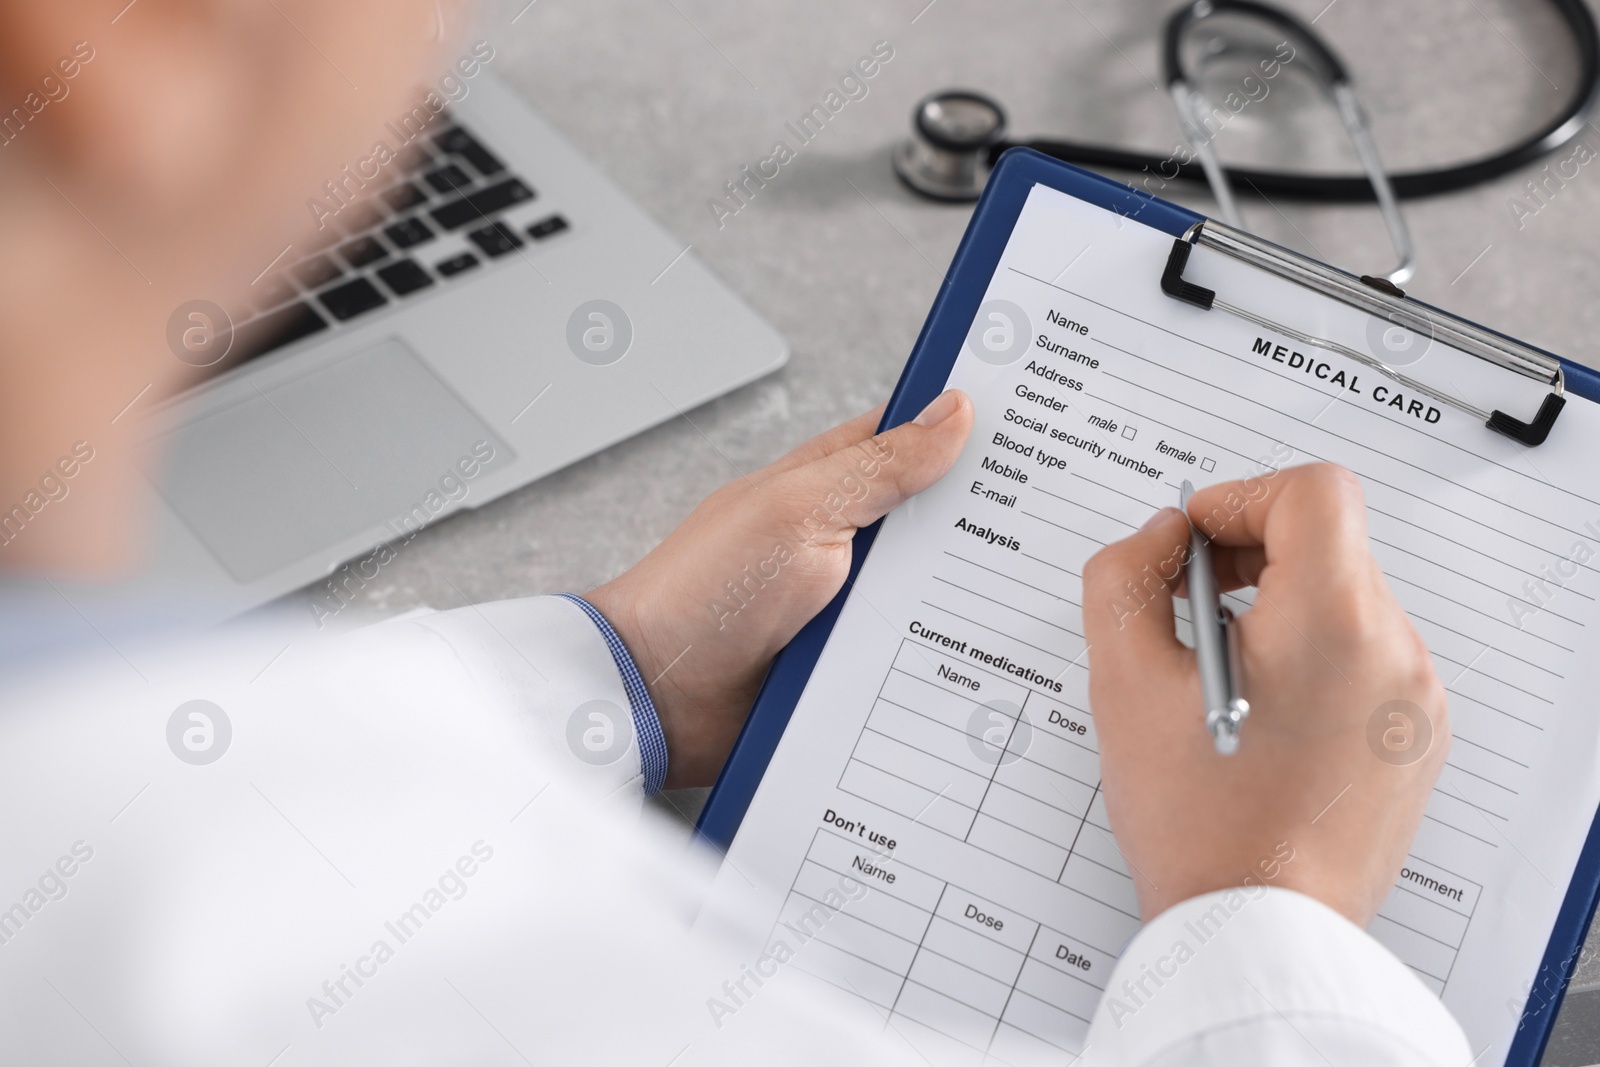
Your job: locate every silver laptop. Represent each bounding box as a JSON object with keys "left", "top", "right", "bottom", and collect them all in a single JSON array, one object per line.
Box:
[{"left": 108, "top": 74, "right": 785, "bottom": 622}]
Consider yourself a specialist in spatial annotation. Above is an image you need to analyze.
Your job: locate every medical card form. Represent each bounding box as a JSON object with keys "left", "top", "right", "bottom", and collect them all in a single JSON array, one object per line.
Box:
[{"left": 705, "top": 183, "right": 1600, "bottom": 1065}]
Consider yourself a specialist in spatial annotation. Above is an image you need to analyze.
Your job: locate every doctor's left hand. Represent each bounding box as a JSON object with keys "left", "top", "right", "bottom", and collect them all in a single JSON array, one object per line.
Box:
[{"left": 585, "top": 390, "right": 972, "bottom": 789}]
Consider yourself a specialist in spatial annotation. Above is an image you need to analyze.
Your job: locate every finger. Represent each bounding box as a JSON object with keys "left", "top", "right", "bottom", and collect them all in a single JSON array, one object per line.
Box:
[
  {"left": 1141, "top": 544, "right": 1262, "bottom": 600},
  {"left": 758, "top": 403, "right": 887, "bottom": 479},
  {"left": 1185, "top": 463, "right": 1370, "bottom": 593},
  {"left": 1209, "top": 544, "right": 1268, "bottom": 593},
  {"left": 1081, "top": 507, "right": 1192, "bottom": 677},
  {"left": 768, "top": 390, "right": 972, "bottom": 545}
]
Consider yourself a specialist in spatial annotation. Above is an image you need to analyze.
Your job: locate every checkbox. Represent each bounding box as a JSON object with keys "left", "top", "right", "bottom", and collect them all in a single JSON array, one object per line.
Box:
[
  {"left": 1200, "top": 457, "right": 1216, "bottom": 473},
  {"left": 1121, "top": 425, "right": 1137, "bottom": 441}
]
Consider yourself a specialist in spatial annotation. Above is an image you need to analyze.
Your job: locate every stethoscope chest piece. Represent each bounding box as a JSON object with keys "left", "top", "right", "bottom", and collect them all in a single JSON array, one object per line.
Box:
[{"left": 892, "top": 89, "right": 1007, "bottom": 202}]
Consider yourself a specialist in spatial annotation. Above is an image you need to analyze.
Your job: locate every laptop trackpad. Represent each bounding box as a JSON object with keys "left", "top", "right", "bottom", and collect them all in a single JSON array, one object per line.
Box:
[{"left": 154, "top": 338, "right": 512, "bottom": 583}]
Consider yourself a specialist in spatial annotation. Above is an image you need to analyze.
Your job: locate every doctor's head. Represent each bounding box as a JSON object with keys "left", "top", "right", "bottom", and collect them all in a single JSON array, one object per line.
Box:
[{"left": 0, "top": 0, "right": 473, "bottom": 574}]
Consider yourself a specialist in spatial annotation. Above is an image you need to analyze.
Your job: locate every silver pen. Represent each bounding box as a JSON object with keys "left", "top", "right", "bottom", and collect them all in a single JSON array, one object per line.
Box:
[{"left": 1179, "top": 479, "right": 1249, "bottom": 755}]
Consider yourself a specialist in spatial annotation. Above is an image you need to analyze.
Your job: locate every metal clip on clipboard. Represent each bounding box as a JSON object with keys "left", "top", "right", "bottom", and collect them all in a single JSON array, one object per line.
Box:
[{"left": 1159, "top": 221, "right": 1568, "bottom": 446}]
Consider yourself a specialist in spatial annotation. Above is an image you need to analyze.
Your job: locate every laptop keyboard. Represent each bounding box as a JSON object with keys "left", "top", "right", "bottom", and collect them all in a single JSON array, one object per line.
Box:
[{"left": 217, "top": 115, "right": 567, "bottom": 375}]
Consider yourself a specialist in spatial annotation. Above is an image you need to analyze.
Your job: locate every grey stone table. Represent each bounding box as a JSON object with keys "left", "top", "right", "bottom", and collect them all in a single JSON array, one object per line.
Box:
[{"left": 286, "top": 0, "right": 1600, "bottom": 1060}]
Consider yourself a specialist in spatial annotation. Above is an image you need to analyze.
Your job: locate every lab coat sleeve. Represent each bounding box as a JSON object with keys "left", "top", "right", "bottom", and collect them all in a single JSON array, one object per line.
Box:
[
  {"left": 365, "top": 593, "right": 669, "bottom": 800},
  {"left": 1082, "top": 887, "right": 1472, "bottom": 1067}
]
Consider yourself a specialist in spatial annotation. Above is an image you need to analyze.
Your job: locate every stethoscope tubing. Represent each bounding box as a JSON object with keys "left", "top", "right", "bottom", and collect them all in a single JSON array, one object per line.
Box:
[{"left": 992, "top": 0, "right": 1600, "bottom": 203}]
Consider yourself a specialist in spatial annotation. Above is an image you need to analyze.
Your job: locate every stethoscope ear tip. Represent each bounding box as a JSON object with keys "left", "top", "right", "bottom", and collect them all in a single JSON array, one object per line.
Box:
[{"left": 892, "top": 89, "right": 1007, "bottom": 202}]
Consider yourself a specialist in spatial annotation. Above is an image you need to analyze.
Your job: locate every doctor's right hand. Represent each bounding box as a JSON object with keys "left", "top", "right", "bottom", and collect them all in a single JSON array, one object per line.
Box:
[{"left": 1081, "top": 462, "right": 1449, "bottom": 927}]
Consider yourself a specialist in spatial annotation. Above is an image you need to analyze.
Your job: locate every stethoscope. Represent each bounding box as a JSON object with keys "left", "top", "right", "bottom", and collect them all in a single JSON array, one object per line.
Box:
[{"left": 893, "top": 0, "right": 1600, "bottom": 286}]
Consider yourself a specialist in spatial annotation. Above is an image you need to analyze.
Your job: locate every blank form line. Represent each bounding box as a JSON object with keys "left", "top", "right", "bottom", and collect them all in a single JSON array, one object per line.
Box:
[
  {"left": 858, "top": 723, "right": 990, "bottom": 787},
  {"left": 1423, "top": 813, "right": 1498, "bottom": 847},
  {"left": 930, "top": 575, "right": 1086, "bottom": 639},
  {"left": 942, "top": 552, "right": 1081, "bottom": 605},
  {"left": 1367, "top": 504, "right": 1598, "bottom": 596},
  {"left": 1411, "top": 616, "right": 1563, "bottom": 679},
  {"left": 1392, "top": 584, "right": 1577, "bottom": 652},
  {"left": 1446, "top": 687, "right": 1543, "bottom": 729},
  {"left": 1432, "top": 787, "right": 1510, "bottom": 823},
  {"left": 972, "top": 803, "right": 1116, "bottom": 869},
  {"left": 1070, "top": 469, "right": 1168, "bottom": 513},
  {"left": 1005, "top": 987, "right": 1100, "bottom": 1037},
  {"left": 1020, "top": 510, "right": 1110, "bottom": 548},
  {"left": 786, "top": 886, "right": 920, "bottom": 948},
  {"left": 1452, "top": 732, "right": 1530, "bottom": 768},
  {"left": 1020, "top": 551, "right": 1081, "bottom": 580},
  {"left": 990, "top": 769, "right": 1099, "bottom": 820},
  {"left": 1430, "top": 653, "right": 1552, "bottom": 705},
  {"left": 1031, "top": 484, "right": 1140, "bottom": 532},
  {"left": 1369, "top": 535, "right": 1572, "bottom": 611},
  {"left": 1405, "top": 599, "right": 1564, "bottom": 656},
  {"left": 1368, "top": 500, "right": 1600, "bottom": 584},
  {"left": 1386, "top": 570, "right": 1584, "bottom": 635},
  {"left": 848, "top": 757, "right": 975, "bottom": 815},
  {"left": 1443, "top": 760, "right": 1519, "bottom": 795},
  {"left": 1370, "top": 911, "right": 1466, "bottom": 954},
  {"left": 919, "top": 601, "right": 1080, "bottom": 665},
  {"left": 1428, "top": 645, "right": 1555, "bottom": 697}
]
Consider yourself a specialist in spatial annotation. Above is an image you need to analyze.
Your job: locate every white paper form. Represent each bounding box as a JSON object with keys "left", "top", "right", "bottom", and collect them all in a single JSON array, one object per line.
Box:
[{"left": 705, "top": 183, "right": 1600, "bottom": 1066}]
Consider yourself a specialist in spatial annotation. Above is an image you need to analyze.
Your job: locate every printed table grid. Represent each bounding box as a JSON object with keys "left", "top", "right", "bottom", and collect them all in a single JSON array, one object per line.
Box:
[
  {"left": 826, "top": 636, "right": 1479, "bottom": 1006},
  {"left": 771, "top": 827, "right": 1109, "bottom": 1056}
]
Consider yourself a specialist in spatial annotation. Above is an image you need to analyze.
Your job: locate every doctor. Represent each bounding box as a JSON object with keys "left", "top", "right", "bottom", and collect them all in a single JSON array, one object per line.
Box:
[{"left": 0, "top": 1, "right": 1463, "bottom": 1064}]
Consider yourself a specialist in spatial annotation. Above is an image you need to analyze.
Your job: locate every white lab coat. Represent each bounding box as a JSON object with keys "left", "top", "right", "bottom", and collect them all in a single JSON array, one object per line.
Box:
[{"left": 0, "top": 594, "right": 1470, "bottom": 1066}]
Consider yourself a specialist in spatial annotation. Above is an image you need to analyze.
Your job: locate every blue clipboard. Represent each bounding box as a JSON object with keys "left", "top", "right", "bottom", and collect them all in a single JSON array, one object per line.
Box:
[{"left": 696, "top": 146, "right": 1600, "bottom": 1067}]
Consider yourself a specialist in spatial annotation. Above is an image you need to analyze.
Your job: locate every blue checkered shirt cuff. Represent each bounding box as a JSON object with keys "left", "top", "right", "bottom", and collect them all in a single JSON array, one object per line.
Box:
[{"left": 554, "top": 593, "right": 669, "bottom": 795}]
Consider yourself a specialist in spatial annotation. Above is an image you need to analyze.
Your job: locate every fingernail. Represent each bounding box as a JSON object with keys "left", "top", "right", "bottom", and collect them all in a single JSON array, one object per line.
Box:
[{"left": 914, "top": 390, "right": 960, "bottom": 427}]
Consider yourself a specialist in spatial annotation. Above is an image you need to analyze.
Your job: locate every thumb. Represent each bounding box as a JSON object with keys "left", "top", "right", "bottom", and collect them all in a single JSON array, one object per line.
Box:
[
  {"left": 1081, "top": 507, "right": 1193, "bottom": 677},
  {"left": 771, "top": 389, "right": 973, "bottom": 547}
]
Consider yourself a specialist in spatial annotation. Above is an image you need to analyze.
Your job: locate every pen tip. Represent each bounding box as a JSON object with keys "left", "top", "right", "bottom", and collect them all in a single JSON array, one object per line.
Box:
[{"left": 1179, "top": 479, "right": 1195, "bottom": 507}]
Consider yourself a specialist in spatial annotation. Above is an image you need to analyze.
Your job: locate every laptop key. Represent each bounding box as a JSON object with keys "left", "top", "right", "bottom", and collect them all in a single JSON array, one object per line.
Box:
[
  {"left": 293, "top": 254, "right": 343, "bottom": 289},
  {"left": 429, "top": 178, "right": 534, "bottom": 231},
  {"left": 382, "top": 181, "right": 428, "bottom": 212},
  {"left": 434, "top": 126, "right": 506, "bottom": 177},
  {"left": 435, "top": 252, "right": 480, "bottom": 277},
  {"left": 467, "top": 221, "right": 524, "bottom": 258},
  {"left": 396, "top": 143, "right": 436, "bottom": 173},
  {"left": 423, "top": 164, "right": 472, "bottom": 195},
  {"left": 316, "top": 277, "right": 389, "bottom": 321},
  {"left": 527, "top": 214, "right": 569, "bottom": 240},
  {"left": 230, "top": 301, "right": 330, "bottom": 367},
  {"left": 339, "top": 236, "right": 391, "bottom": 268},
  {"left": 384, "top": 217, "right": 435, "bottom": 249},
  {"left": 376, "top": 258, "right": 435, "bottom": 296}
]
